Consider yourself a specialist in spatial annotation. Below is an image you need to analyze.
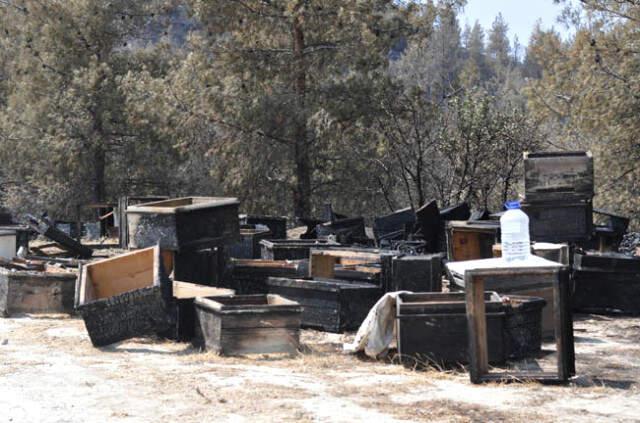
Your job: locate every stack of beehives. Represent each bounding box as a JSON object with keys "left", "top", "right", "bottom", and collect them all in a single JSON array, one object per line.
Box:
[{"left": 521, "top": 151, "right": 594, "bottom": 243}]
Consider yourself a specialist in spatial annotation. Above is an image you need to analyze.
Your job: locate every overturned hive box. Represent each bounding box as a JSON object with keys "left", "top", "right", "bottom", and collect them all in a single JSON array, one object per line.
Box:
[
  {"left": 573, "top": 252, "right": 640, "bottom": 315},
  {"left": 194, "top": 294, "right": 302, "bottom": 355},
  {"left": 126, "top": 197, "right": 240, "bottom": 251},
  {"left": 0, "top": 267, "right": 77, "bottom": 316},
  {"left": 267, "top": 277, "right": 383, "bottom": 333},
  {"left": 75, "top": 246, "right": 174, "bottom": 347}
]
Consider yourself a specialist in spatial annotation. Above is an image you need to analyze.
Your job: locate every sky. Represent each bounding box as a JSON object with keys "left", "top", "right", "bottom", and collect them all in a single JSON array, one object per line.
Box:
[{"left": 459, "top": 0, "right": 573, "bottom": 45}]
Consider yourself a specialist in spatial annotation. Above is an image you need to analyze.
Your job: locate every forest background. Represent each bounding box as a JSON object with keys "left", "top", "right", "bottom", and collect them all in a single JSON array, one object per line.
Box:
[{"left": 0, "top": 0, "right": 638, "bottom": 224}]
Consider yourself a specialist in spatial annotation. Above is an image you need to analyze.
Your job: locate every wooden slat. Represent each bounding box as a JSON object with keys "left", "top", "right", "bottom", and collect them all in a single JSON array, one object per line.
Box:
[{"left": 172, "top": 281, "right": 233, "bottom": 299}]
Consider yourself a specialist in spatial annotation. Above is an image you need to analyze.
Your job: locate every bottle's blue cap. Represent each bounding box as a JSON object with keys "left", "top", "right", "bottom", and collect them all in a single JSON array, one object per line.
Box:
[{"left": 505, "top": 200, "right": 521, "bottom": 210}]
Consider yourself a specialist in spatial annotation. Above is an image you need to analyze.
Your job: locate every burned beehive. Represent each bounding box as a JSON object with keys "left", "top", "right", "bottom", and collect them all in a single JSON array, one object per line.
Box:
[
  {"left": 117, "top": 196, "right": 168, "bottom": 248},
  {"left": 194, "top": 294, "right": 302, "bottom": 355},
  {"left": 521, "top": 200, "right": 592, "bottom": 243},
  {"left": 396, "top": 292, "right": 507, "bottom": 365},
  {"left": 173, "top": 247, "right": 225, "bottom": 286},
  {"left": 166, "top": 281, "right": 234, "bottom": 342},
  {"left": 260, "top": 239, "right": 336, "bottom": 261},
  {"left": 27, "top": 215, "right": 93, "bottom": 258},
  {"left": 75, "top": 246, "right": 174, "bottom": 347},
  {"left": 446, "top": 220, "right": 500, "bottom": 262},
  {"left": 573, "top": 252, "right": 640, "bottom": 314},
  {"left": 267, "top": 277, "right": 383, "bottom": 333},
  {"left": 389, "top": 254, "right": 443, "bottom": 293},
  {"left": 0, "top": 267, "right": 76, "bottom": 316},
  {"left": 227, "top": 227, "right": 272, "bottom": 259},
  {"left": 229, "top": 259, "right": 309, "bottom": 294},
  {"left": 396, "top": 292, "right": 545, "bottom": 365},
  {"left": 243, "top": 215, "right": 287, "bottom": 240},
  {"left": 524, "top": 151, "right": 594, "bottom": 202},
  {"left": 315, "top": 217, "right": 368, "bottom": 244},
  {"left": 126, "top": 197, "right": 240, "bottom": 251}
]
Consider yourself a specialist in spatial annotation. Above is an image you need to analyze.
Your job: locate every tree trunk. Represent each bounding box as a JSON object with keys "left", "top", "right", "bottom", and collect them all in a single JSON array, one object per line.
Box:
[
  {"left": 291, "top": 9, "right": 311, "bottom": 219},
  {"left": 93, "top": 145, "right": 106, "bottom": 204}
]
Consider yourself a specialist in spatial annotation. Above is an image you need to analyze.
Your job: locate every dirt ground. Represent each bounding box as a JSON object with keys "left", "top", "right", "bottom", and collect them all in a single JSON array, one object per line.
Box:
[{"left": 1, "top": 314, "right": 639, "bottom": 423}]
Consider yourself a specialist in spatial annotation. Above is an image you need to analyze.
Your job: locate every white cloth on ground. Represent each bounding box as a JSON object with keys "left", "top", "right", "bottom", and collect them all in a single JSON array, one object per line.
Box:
[{"left": 343, "top": 291, "right": 410, "bottom": 359}]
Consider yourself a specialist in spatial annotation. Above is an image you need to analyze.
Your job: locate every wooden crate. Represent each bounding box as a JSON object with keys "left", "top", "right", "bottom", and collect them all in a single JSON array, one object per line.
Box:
[
  {"left": 229, "top": 259, "right": 309, "bottom": 294},
  {"left": 0, "top": 268, "right": 76, "bottom": 316},
  {"left": 524, "top": 151, "right": 594, "bottom": 202},
  {"left": 117, "top": 196, "right": 168, "bottom": 248},
  {"left": 260, "top": 239, "right": 336, "bottom": 260},
  {"left": 166, "top": 281, "right": 234, "bottom": 342},
  {"left": 521, "top": 200, "right": 592, "bottom": 243},
  {"left": 267, "top": 277, "right": 383, "bottom": 333},
  {"left": 194, "top": 294, "right": 302, "bottom": 355},
  {"left": 396, "top": 292, "right": 506, "bottom": 365},
  {"left": 446, "top": 221, "right": 500, "bottom": 262},
  {"left": 227, "top": 227, "right": 272, "bottom": 259},
  {"left": 126, "top": 197, "right": 240, "bottom": 251},
  {"left": 390, "top": 254, "right": 443, "bottom": 293},
  {"left": 573, "top": 252, "right": 640, "bottom": 314},
  {"left": 75, "top": 246, "right": 174, "bottom": 347}
]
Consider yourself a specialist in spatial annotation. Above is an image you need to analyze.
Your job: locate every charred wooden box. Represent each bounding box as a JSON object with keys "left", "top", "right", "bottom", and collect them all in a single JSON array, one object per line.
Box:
[
  {"left": 573, "top": 252, "right": 640, "bottom": 314},
  {"left": 521, "top": 200, "right": 592, "bottom": 243},
  {"left": 229, "top": 259, "right": 309, "bottom": 294},
  {"left": 396, "top": 292, "right": 545, "bottom": 365},
  {"left": 174, "top": 247, "right": 225, "bottom": 286},
  {"left": 126, "top": 197, "right": 240, "bottom": 251},
  {"left": 267, "top": 277, "right": 383, "bottom": 333},
  {"left": 524, "top": 151, "right": 594, "bottom": 202},
  {"left": 0, "top": 268, "right": 76, "bottom": 316},
  {"left": 389, "top": 254, "right": 443, "bottom": 293},
  {"left": 446, "top": 221, "right": 500, "bottom": 262},
  {"left": 396, "top": 292, "right": 507, "bottom": 365},
  {"left": 194, "top": 294, "right": 302, "bottom": 355},
  {"left": 243, "top": 215, "right": 287, "bottom": 240},
  {"left": 260, "top": 239, "right": 336, "bottom": 260},
  {"left": 75, "top": 246, "right": 174, "bottom": 347},
  {"left": 166, "top": 281, "right": 234, "bottom": 342},
  {"left": 227, "top": 227, "right": 272, "bottom": 259}
]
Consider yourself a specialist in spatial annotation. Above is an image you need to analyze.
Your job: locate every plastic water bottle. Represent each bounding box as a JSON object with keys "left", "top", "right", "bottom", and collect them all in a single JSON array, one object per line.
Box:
[{"left": 500, "top": 200, "right": 531, "bottom": 262}]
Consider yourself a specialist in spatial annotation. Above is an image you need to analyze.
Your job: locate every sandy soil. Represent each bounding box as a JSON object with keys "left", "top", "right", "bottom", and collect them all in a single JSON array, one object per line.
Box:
[{"left": 1, "top": 314, "right": 639, "bottom": 423}]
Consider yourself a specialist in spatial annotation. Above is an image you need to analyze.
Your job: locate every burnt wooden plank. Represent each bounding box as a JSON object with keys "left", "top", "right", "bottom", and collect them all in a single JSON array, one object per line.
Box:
[
  {"left": 373, "top": 207, "right": 416, "bottom": 243},
  {"left": 26, "top": 215, "right": 93, "bottom": 258},
  {"left": 244, "top": 215, "right": 287, "bottom": 239},
  {"left": 260, "top": 239, "right": 336, "bottom": 261},
  {"left": 414, "top": 200, "right": 440, "bottom": 252},
  {"left": 229, "top": 259, "right": 308, "bottom": 294}
]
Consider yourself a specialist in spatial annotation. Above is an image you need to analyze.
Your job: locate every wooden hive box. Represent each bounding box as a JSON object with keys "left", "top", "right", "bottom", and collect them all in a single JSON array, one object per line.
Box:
[
  {"left": 390, "top": 254, "right": 443, "bottom": 293},
  {"left": 573, "top": 252, "right": 640, "bottom": 315},
  {"left": 173, "top": 247, "right": 225, "bottom": 286},
  {"left": 447, "top": 257, "right": 563, "bottom": 339},
  {"left": 229, "top": 259, "right": 309, "bottom": 294},
  {"left": 521, "top": 200, "right": 592, "bottom": 243},
  {"left": 523, "top": 151, "right": 594, "bottom": 202},
  {"left": 396, "top": 292, "right": 507, "bottom": 365},
  {"left": 267, "top": 277, "right": 383, "bottom": 333},
  {"left": 446, "top": 221, "right": 500, "bottom": 262},
  {"left": 166, "top": 281, "right": 234, "bottom": 342},
  {"left": 227, "top": 227, "right": 272, "bottom": 259},
  {"left": 75, "top": 246, "right": 174, "bottom": 347},
  {"left": 0, "top": 267, "right": 77, "bottom": 316},
  {"left": 126, "top": 197, "right": 240, "bottom": 251},
  {"left": 194, "top": 294, "right": 302, "bottom": 355},
  {"left": 259, "top": 239, "right": 336, "bottom": 261}
]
